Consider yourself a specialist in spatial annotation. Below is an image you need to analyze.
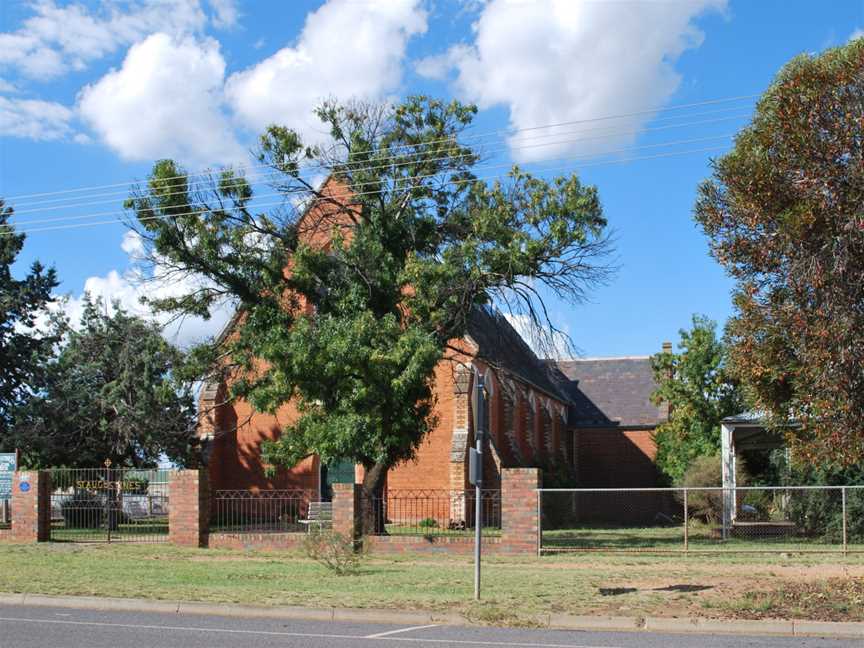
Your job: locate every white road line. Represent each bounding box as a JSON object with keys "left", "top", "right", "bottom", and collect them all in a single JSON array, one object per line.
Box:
[
  {"left": 0, "top": 615, "right": 623, "bottom": 648},
  {"left": 365, "top": 624, "right": 439, "bottom": 638}
]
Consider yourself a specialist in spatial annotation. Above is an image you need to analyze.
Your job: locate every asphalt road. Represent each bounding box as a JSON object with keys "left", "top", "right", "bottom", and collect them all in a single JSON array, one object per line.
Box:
[{"left": 0, "top": 604, "right": 859, "bottom": 648}]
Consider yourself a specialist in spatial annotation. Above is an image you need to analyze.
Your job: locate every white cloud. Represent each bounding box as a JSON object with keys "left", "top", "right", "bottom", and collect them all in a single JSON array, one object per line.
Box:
[
  {"left": 851, "top": 28, "right": 864, "bottom": 41},
  {"left": 78, "top": 33, "right": 245, "bottom": 166},
  {"left": 419, "top": 0, "right": 725, "bottom": 162},
  {"left": 207, "top": 0, "right": 240, "bottom": 29},
  {"left": 225, "top": 0, "right": 427, "bottom": 139},
  {"left": 59, "top": 231, "right": 234, "bottom": 348},
  {"left": 0, "top": 95, "right": 73, "bottom": 140},
  {"left": 0, "top": 0, "right": 229, "bottom": 81}
]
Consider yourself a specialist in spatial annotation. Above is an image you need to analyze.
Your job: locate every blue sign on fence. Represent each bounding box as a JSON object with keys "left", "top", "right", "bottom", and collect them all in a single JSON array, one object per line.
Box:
[{"left": 0, "top": 453, "right": 16, "bottom": 499}]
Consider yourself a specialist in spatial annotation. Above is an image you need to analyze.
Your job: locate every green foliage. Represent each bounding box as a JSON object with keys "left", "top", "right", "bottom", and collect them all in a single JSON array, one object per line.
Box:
[
  {"left": 418, "top": 517, "right": 438, "bottom": 529},
  {"left": 125, "top": 96, "right": 611, "bottom": 529},
  {"left": 695, "top": 39, "right": 864, "bottom": 463},
  {"left": 301, "top": 528, "right": 364, "bottom": 576},
  {"left": 677, "top": 453, "right": 748, "bottom": 523},
  {"left": 771, "top": 455, "right": 864, "bottom": 542},
  {"left": 0, "top": 199, "right": 59, "bottom": 447},
  {"left": 11, "top": 295, "right": 197, "bottom": 468},
  {"left": 650, "top": 315, "right": 743, "bottom": 483}
]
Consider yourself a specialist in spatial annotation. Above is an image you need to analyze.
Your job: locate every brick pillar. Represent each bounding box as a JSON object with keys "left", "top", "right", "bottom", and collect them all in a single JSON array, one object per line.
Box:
[
  {"left": 501, "top": 467, "right": 542, "bottom": 555},
  {"left": 332, "top": 482, "right": 359, "bottom": 540},
  {"left": 10, "top": 471, "right": 50, "bottom": 543},
  {"left": 169, "top": 469, "right": 208, "bottom": 548}
]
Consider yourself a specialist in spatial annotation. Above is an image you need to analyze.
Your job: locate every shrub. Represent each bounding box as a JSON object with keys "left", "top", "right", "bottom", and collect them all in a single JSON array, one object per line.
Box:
[
  {"left": 60, "top": 490, "right": 104, "bottom": 529},
  {"left": 775, "top": 458, "right": 864, "bottom": 542},
  {"left": 676, "top": 453, "right": 748, "bottom": 523},
  {"left": 301, "top": 529, "right": 364, "bottom": 576},
  {"left": 418, "top": 517, "right": 438, "bottom": 529}
]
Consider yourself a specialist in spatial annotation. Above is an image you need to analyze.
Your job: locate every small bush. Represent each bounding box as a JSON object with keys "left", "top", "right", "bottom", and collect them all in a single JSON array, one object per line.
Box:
[
  {"left": 676, "top": 453, "right": 748, "bottom": 523},
  {"left": 301, "top": 529, "right": 364, "bottom": 576},
  {"left": 418, "top": 517, "right": 438, "bottom": 529}
]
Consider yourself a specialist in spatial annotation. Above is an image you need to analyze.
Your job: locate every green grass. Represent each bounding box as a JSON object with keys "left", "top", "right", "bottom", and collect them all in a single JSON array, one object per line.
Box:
[
  {"left": 542, "top": 523, "right": 863, "bottom": 553},
  {"left": 1, "top": 543, "right": 863, "bottom": 624},
  {"left": 50, "top": 519, "right": 168, "bottom": 543}
]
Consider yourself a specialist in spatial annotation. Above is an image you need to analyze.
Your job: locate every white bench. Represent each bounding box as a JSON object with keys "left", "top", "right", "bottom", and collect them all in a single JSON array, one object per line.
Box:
[{"left": 299, "top": 501, "right": 333, "bottom": 531}]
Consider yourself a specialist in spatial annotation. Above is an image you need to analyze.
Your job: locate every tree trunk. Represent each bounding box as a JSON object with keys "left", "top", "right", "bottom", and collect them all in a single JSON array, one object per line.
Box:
[{"left": 359, "top": 461, "right": 388, "bottom": 536}]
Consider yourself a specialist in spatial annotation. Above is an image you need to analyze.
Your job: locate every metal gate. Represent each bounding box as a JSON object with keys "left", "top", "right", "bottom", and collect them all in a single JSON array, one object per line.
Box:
[{"left": 49, "top": 465, "right": 170, "bottom": 543}]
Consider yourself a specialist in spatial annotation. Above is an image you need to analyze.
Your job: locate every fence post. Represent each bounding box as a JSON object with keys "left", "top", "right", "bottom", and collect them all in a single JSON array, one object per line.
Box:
[
  {"left": 536, "top": 488, "right": 541, "bottom": 557},
  {"left": 332, "top": 482, "right": 359, "bottom": 543},
  {"left": 10, "top": 471, "right": 51, "bottom": 543},
  {"left": 842, "top": 486, "right": 848, "bottom": 556},
  {"left": 168, "top": 469, "right": 209, "bottom": 548},
  {"left": 683, "top": 487, "right": 689, "bottom": 553},
  {"left": 501, "top": 468, "right": 542, "bottom": 555}
]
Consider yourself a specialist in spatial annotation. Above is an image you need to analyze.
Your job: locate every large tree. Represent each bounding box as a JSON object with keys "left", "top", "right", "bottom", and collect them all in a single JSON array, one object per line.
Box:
[
  {"left": 126, "top": 97, "right": 612, "bottom": 532},
  {"left": 11, "top": 296, "right": 197, "bottom": 468},
  {"left": 696, "top": 39, "right": 864, "bottom": 464},
  {"left": 0, "top": 199, "right": 58, "bottom": 448},
  {"left": 650, "top": 315, "right": 742, "bottom": 483}
]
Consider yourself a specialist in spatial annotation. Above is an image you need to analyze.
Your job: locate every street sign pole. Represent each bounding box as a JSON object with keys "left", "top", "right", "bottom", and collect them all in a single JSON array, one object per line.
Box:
[{"left": 472, "top": 374, "right": 486, "bottom": 601}]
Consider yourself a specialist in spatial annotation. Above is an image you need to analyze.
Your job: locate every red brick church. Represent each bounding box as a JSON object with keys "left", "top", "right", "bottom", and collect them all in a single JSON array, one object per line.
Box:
[{"left": 197, "top": 179, "right": 668, "bottom": 498}]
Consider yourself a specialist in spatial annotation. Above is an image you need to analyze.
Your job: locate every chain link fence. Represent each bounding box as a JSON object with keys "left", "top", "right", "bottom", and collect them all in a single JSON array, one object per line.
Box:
[{"left": 540, "top": 486, "right": 864, "bottom": 554}]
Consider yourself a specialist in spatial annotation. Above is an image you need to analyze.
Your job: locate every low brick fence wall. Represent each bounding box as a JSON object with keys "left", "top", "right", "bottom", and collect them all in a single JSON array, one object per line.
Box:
[
  {"left": 209, "top": 532, "right": 307, "bottom": 551},
  {"left": 365, "top": 534, "right": 502, "bottom": 555},
  {"left": 0, "top": 468, "right": 543, "bottom": 556}
]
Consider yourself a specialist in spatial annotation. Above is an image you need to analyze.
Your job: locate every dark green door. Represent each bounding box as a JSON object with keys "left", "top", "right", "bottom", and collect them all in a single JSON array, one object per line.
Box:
[{"left": 320, "top": 460, "right": 355, "bottom": 501}]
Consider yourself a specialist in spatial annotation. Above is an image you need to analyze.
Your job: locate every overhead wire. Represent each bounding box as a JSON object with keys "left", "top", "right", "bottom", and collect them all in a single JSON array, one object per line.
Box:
[
  {"left": 3, "top": 93, "right": 757, "bottom": 204},
  {"left": 4, "top": 132, "right": 736, "bottom": 232},
  {"left": 14, "top": 143, "right": 730, "bottom": 236},
  {"left": 8, "top": 111, "right": 750, "bottom": 216}
]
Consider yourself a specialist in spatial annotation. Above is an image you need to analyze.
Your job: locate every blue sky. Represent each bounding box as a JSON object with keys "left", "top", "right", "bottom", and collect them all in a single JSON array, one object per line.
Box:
[{"left": 1, "top": 0, "right": 862, "bottom": 355}]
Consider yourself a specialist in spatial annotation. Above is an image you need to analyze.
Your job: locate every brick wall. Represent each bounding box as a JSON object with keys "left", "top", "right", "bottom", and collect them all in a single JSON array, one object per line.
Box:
[
  {"left": 208, "top": 532, "right": 306, "bottom": 551},
  {"left": 501, "top": 467, "right": 541, "bottom": 554},
  {"left": 169, "top": 469, "right": 209, "bottom": 547},
  {"left": 332, "top": 482, "right": 358, "bottom": 540},
  {"left": 5, "top": 472, "right": 50, "bottom": 543}
]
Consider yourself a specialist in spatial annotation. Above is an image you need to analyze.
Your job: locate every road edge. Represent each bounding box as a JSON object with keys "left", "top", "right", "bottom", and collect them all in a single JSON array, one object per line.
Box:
[{"left": 0, "top": 592, "right": 862, "bottom": 639}]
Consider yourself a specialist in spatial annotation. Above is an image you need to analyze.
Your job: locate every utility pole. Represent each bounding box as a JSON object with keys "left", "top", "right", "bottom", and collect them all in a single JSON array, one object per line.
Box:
[{"left": 470, "top": 373, "right": 487, "bottom": 601}]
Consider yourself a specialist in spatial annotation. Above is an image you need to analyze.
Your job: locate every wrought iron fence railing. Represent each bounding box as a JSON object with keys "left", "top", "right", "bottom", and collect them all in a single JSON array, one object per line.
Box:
[
  {"left": 367, "top": 489, "right": 501, "bottom": 537},
  {"left": 211, "top": 489, "right": 316, "bottom": 534},
  {"left": 539, "top": 486, "right": 864, "bottom": 554},
  {"left": 48, "top": 468, "right": 171, "bottom": 543}
]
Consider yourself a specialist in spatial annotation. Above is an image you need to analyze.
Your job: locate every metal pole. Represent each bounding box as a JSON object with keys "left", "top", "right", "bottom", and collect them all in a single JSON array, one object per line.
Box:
[
  {"left": 536, "top": 488, "right": 542, "bottom": 557},
  {"left": 474, "top": 376, "right": 485, "bottom": 601},
  {"left": 842, "top": 486, "right": 848, "bottom": 556},
  {"left": 683, "top": 487, "right": 689, "bottom": 553}
]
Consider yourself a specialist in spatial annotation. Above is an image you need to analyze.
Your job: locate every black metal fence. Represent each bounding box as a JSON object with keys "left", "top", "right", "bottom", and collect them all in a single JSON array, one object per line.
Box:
[
  {"left": 211, "top": 489, "right": 316, "bottom": 534},
  {"left": 49, "top": 468, "right": 170, "bottom": 543},
  {"left": 368, "top": 489, "right": 501, "bottom": 537},
  {"left": 540, "top": 486, "right": 864, "bottom": 554}
]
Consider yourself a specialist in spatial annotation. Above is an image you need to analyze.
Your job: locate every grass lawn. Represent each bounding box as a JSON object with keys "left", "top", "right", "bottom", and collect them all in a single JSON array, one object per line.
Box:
[
  {"left": 1, "top": 543, "right": 863, "bottom": 624},
  {"left": 542, "top": 523, "right": 863, "bottom": 553}
]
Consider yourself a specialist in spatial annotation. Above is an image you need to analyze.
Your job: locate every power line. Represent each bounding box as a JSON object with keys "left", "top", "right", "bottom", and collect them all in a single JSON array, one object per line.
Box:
[
  {"left": 8, "top": 111, "right": 749, "bottom": 216},
  {"left": 3, "top": 93, "right": 756, "bottom": 203},
  {"left": 4, "top": 133, "right": 734, "bottom": 232},
  {"left": 14, "top": 144, "right": 730, "bottom": 236}
]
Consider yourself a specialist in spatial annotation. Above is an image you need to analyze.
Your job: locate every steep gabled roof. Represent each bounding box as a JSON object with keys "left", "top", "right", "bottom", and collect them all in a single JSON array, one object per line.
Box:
[
  {"left": 553, "top": 357, "right": 665, "bottom": 428},
  {"left": 467, "top": 305, "right": 570, "bottom": 403}
]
